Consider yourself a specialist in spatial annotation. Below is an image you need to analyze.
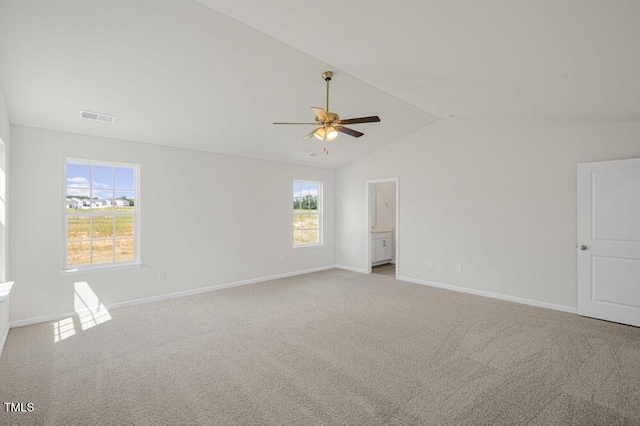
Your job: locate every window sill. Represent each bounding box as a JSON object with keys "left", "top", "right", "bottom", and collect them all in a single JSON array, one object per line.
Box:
[
  {"left": 0, "top": 281, "right": 14, "bottom": 303},
  {"left": 59, "top": 262, "right": 142, "bottom": 276},
  {"left": 293, "top": 243, "right": 325, "bottom": 250}
]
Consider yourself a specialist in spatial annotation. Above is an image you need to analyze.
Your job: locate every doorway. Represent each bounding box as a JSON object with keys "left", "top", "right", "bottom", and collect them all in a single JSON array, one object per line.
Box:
[{"left": 366, "top": 178, "right": 398, "bottom": 278}]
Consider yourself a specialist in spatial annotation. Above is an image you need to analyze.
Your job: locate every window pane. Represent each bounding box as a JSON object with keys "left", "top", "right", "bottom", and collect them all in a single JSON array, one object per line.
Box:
[
  {"left": 300, "top": 230, "right": 311, "bottom": 244},
  {"left": 67, "top": 216, "right": 90, "bottom": 240},
  {"left": 66, "top": 164, "right": 90, "bottom": 188},
  {"left": 92, "top": 240, "right": 114, "bottom": 264},
  {"left": 114, "top": 191, "right": 135, "bottom": 212},
  {"left": 293, "top": 214, "right": 303, "bottom": 230},
  {"left": 66, "top": 188, "right": 90, "bottom": 213},
  {"left": 293, "top": 181, "right": 301, "bottom": 198},
  {"left": 307, "top": 214, "right": 319, "bottom": 229},
  {"left": 115, "top": 216, "right": 134, "bottom": 238},
  {"left": 92, "top": 189, "right": 115, "bottom": 207},
  {"left": 92, "top": 195, "right": 113, "bottom": 213},
  {"left": 114, "top": 167, "right": 135, "bottom": 190},
  {"left": 92, "top": 166, "right": 113, "bottom": 189},
  {"left": 67, "top": 242, "right": 91, "bottom": 266},
  {"left": 115, "top": 239, "right": 135, "bottom": 262},
  {"left": 308, "top": 184, "right": 318, "bottom": 211},
  {"left": 92, "top": 216, "right": 114, "bottom": 239},
  {"left": 308, "top": 229, "right": 319, "bottom": 244},
  {"left": 300, "top": 214, "right": 318, "bottom": 229}
]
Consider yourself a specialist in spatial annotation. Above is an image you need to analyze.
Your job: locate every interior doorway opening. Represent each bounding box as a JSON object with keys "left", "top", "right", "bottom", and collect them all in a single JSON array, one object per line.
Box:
[{"left": 366, "top": 178, "right": 398, "bottom": 278}]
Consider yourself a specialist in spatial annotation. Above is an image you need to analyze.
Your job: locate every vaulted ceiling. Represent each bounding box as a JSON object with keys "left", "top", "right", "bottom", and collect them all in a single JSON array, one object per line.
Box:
[{"left": 0, "top": 0, "right": 638, "bottom": 168}]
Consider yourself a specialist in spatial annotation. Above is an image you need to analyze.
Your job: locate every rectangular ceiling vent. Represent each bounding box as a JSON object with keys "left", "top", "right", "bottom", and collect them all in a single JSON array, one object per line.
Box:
[{"left": 79, "top": 110, "right": 116, "bottom": 124}]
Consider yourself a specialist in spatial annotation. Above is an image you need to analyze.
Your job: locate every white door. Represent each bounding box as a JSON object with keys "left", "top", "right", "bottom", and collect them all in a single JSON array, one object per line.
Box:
[{"left": 577, "top": 158, "right": 640, "bottom": 327}]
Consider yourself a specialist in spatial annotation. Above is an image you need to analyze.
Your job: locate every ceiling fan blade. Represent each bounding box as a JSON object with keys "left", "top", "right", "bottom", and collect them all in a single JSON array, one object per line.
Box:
[
  {"left": 338, "top": 116, "right": 381, "bottom": 125},
  {"left": 303, "top": 128, "right": 320, "bottom": 140},
  {"left": 273, "top": 122, "right": 317, "bottom": 125},
  {"left": 311, "top": 107, "right": 329, "bottom": 122},
  {"left": 336, "top": 126, "right": 364, "bottom": 138}
]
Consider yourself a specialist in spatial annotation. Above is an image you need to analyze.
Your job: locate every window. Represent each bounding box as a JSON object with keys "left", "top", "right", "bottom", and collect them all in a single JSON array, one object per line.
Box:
[
  {"left": 293, "top": 180, "right": 322, "bottom": 246},
  {"left": 64, "top": 159, "right": 139, "bottom": 270}
]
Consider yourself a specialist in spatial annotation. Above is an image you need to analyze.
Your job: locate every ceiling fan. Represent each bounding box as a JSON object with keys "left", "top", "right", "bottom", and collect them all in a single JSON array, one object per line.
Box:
[{"left": 273, "top": 71, "right": 380, "bottom": 152}]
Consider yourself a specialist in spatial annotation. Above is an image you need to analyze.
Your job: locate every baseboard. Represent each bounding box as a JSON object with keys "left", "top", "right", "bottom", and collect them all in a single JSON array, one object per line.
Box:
[
  {"left": 11, "top": 265, "right": 337, "bottom": 328},
  {"left": 107, "top": 265, "right": 336, "bottom": 312},
  {"left": 10, "top": 310, "right": 83, "bottom": 329},
  {"left": 397, "top": 275, "right": 578, "bottom": 315},
  {"left": 335, "top": 264, "right": 367, "bottom": 274}
]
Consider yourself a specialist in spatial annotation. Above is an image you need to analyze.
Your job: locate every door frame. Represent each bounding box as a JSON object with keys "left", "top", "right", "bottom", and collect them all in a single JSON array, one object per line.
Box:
[{"left": 366, "top": 177, "right": 399, "bottom": 277}]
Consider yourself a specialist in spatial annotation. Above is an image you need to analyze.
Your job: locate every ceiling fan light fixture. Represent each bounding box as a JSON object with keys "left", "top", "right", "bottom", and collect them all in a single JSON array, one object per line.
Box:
[
  {"left": 313, "top": 126, "right": 339, "bottom": 142},
  {"left": 326, "top": 126, "right": 338, "bottom": 141}
]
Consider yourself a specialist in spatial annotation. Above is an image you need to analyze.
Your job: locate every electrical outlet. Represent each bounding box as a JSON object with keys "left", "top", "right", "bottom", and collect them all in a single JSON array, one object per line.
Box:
[
  {"left": 158, "top": 269, "right": 167, "bottom": 279},
  {"left": 280, "top": 254, "right": 286, "bottom": 261},
  {"left": 456, "top": 264, "right": 463, "bottom": 273},
  {"left": 427, "top": 261, "right": 434, "bottom": 269}
]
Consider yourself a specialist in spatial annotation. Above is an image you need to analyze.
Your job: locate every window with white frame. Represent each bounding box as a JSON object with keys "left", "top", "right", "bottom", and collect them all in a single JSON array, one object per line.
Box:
[
  {"left": 64, "top": 159, "right": 139, "bottom": 269},
  {"left": 293, "top": 180, "right": 322, "bottom": 246}
]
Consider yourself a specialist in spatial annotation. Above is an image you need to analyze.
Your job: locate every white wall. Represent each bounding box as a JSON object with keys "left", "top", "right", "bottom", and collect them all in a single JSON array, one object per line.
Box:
[
  {"left": 0, "top": 79, "right": 9, "bottom": 146},
  {"left": 337, "top": 119, "right": 640, "bottom": 309},
  {"left": 373, "top": 182, "right": 396, "bottom": 230},
  {"left": 10, "top": 125, "right": 336, "bottom": 322},
  {"left": 0, "top": 79, "right": 10, "bottom": 351}
]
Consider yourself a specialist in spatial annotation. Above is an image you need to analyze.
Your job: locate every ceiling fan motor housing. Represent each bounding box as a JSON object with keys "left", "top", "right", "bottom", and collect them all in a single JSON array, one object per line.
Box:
[{"left": 324, "top": 112, "right": 339, "bottom": 124}]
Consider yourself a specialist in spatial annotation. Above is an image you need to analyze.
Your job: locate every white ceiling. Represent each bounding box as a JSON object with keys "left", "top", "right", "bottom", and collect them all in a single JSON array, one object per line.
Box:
[{"left": 0, "top": 1, "right": 638, "bottom": 169}]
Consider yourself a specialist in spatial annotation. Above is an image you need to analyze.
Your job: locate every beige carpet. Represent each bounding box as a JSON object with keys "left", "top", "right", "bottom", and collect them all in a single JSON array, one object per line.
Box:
[{"left": 1, "top": 269, "right": 639, "bottom": 425}]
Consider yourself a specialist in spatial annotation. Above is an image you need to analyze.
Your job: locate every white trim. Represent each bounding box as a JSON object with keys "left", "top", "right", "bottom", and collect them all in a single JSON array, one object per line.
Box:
[
  {"left": 335, "top": 264, "right": 367, "bottom": 274},
  {"left": 292, "top": 243, "right": 324, "bottom": 250},
  {"left": 10, "top": 311, "right": 77, "bottom": 329},
  {"left": 59, "top": 262, "right": 142, "bottom": 276},
  {"left": 0, "top": 281, "right": 14, "bottom": 303},
  {"left": 10, "top": 265, "right": 336, "bottom": 328},
  {"left": 398, "top": 275, "right": 578, "bottom": 314},
  {"left": 0, "top": 321, "right": 9, "bottom": 357}
]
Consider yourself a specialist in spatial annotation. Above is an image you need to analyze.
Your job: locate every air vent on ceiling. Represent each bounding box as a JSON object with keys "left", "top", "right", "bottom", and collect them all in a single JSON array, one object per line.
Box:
[{"left": 80, "top": 110, "right": 116, "bottom": 124}]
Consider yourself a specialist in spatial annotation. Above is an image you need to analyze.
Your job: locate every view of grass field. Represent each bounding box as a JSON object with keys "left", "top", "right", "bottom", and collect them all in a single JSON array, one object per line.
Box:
[
  {"left": 293, "top": 210, "right": 319, "bottom": 245},
  {"left": 65, "top": 163, "right": 138, "bottom": 267},
  {"left": 66, "top": 214, "right": 135, "bottom": 265},
  {"left": 67, "top": 239, "right": 134, "bottom": 266}
]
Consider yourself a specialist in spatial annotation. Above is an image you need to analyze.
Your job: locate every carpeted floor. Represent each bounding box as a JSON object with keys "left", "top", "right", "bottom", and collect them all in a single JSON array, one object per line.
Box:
[{"left": 1, "top": 269, "right": 639, "bottom": 425}]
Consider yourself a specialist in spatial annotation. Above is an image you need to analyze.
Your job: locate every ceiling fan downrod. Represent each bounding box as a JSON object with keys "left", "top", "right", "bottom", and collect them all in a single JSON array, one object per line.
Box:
[{"left": 322, "top": 71, "right": 333, "bottom": 114}]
